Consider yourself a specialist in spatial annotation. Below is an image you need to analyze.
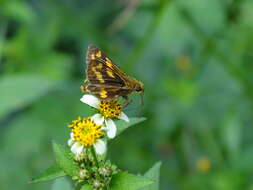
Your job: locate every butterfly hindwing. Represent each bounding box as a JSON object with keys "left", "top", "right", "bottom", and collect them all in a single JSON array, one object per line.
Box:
[{"left": 85, "top": 85, "right": 131, "bottom": 100}]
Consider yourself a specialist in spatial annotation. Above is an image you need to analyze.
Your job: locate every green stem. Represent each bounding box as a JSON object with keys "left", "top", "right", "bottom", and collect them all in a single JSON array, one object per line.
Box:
[{"left": 90, "top": 146, "right": 99, "bottom": 168}]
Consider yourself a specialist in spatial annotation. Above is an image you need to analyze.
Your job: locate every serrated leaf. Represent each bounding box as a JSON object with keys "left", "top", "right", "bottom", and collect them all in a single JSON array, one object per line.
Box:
[
  {"left": 110, "top": 172, "right": 153, "bottom": 190},
  {"left": 80, "top": 184, "right": 93, "bottom": 190},
  {"left": 52, "top": 141, "right": 79, "bottom": 177},
  {"left": 30, "top": 164, "right": 66, "bottom": 183},
  {"left": 51, "top": 177, "right": 72, "bottom": 190},
  {"left": 115, "top": 117, "right": 146, "bottom": 136},
  {"left": 0, "top": 74, "right": 56, "bottom": 119},
  {"left": 140, "top": 162, "right": 162, "bottom": 190}
]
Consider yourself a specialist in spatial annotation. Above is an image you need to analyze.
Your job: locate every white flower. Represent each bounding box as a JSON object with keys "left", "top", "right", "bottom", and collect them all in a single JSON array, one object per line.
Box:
[
  {"left": 68, "top": 132, "right": 106, "bottom": 155},
  {"left": 67, "top": 116, "right": 106, "bottom": 155},
  {"left": 80, "top": 94, "right": 129, "bottom": 139}
]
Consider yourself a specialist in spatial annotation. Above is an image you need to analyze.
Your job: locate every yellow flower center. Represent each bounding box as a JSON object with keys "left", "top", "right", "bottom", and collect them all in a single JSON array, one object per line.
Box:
[
  {"left": 68, "top": 117, "right": 103, "bottom": 146},
  {"left": 98, "top": 100, "right": 122, "bottom": 118}
]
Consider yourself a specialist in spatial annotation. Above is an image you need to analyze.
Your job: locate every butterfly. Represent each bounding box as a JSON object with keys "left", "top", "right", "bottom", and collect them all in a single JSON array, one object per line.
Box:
[{"left": 80, "top": 45, "right": 144, "bottom": 103}]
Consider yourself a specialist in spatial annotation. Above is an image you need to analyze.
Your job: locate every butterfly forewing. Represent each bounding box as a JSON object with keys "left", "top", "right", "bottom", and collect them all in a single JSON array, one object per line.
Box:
[{"left": 86, "top": 45, "right": 126, "bottom": 88}]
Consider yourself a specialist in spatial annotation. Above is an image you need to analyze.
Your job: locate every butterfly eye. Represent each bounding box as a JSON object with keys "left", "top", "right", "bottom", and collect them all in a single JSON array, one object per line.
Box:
[{"left": 135, "top": 87, "right": 143, "bottom": 92}]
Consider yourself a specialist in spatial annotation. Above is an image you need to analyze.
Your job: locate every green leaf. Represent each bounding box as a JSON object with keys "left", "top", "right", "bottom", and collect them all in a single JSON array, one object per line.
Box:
[
  {"left": 110, "top": 172, "right": 153, "bottom": 190},
  {"left": 0, "top": 74, "right": 56, "bottom": 119},
  {"left": 115, "top": 117, "right": 146, "bottom": 136},
  {"left": 51, "top": 177, "right": 72, "bottom": 190},
  {"left": 52, "top": 141, "right": 79, "bottom": 177},
  {"left": 140, "top": 162, "right": 162, "bottom": 190},
  {"left": 80, "top": 184, "right": 93, "bottom": 190},
  {"left": 30, "top": 164, "right": 66, "bottom": 183}
]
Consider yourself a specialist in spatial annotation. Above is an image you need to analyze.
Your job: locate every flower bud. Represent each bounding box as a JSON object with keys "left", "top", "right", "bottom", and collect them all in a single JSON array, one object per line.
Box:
[
  {"left": 93, "top": 179, "right": 103, "bottom": 189},
  {"left": 98, "top": 166, "right": 112, "bottom": 177},
  {"left": 74, "top": 153, "right": 85, "bottom": 161},
  {"left": 79, "top": 169, "right": 89, "bottom": 179}
]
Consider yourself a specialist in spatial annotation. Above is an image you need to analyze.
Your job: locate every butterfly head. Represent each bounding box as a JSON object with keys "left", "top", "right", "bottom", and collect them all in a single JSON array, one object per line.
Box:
[
  {"left": 133, "top": 79, "right": 144, "bottom": 94},
  {"left": 132, "top": 79, "right": 144, "bottom": 105}
]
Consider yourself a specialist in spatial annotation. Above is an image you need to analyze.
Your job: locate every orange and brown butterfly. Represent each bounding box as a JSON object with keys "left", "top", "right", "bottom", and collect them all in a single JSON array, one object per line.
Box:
[{"left": 80, "top": 45, "right": 144, "bottom": 103}]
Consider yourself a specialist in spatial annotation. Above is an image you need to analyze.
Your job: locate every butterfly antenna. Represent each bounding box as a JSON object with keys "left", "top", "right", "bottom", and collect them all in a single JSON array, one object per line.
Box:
[
  {"left": 137, "top": 94, "right": 144, "bottom": 117},
  {"left": 140, "top": 93, "right": 144, "bottom": 105}
]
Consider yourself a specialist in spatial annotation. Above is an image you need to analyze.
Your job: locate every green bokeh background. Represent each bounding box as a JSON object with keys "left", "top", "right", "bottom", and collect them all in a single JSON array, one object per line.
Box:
[{"left": 1, "top": 0, "right": 253, "bottom": 189}]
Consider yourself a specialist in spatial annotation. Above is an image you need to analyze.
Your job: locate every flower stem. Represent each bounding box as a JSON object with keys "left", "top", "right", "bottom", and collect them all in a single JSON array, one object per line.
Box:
[{"left": 90, "top": 147, "right": 99, "bottom": 168}]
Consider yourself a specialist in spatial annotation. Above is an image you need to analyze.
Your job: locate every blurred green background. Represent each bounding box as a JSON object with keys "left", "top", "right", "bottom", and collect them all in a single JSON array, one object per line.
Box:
[{"left": 1, "top": 0, "right": 253, "bottom": 189}]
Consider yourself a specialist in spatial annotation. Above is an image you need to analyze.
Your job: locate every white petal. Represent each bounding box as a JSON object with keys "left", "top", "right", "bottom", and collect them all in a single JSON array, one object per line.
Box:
[
  {"left": 91, "top": 113, "right": 104, "bottom": 125},
  {"left": 118, "top": 112, "right": 129, "bottom": 122},
  {"left": 67, "top": 139, "right": 75, "bottom": 146},
  {"left": 71, "top": 142, "right": 84, "bottom": 155},
  {"left": 105, "top": 119, "right": 117, "bottom": 139},
  {"left": 70, "top": 132, "right": 74, "bottom": 140},
  {"left": 101, "top": 126, "right": 107, "bottom": 130},
  {"left": 80, "top": 94, "right": 100, "bottom": 108},
  {"left": 67, "top": 132, "right": 75, "bottom": 146},
  {"left": 93, "top": 139, "right": 106, "bottom": 155}
]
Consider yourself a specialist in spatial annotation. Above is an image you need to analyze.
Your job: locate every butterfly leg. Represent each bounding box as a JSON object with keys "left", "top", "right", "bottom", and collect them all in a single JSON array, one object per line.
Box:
[
  {"left": 122, "top": 95, "right": 132, "bottom": 108},
  {"left": 80, "top": 85, "right": 88, "bottom": 92}
]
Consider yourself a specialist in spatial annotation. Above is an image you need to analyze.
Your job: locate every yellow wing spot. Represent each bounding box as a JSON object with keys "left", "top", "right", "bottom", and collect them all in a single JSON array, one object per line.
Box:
[
  {"left": 92, "top": 67, "right": 105, "bottom": 83},
  {"left": 95, "top": 72, "right": 105, "bottom": 83},
  {"left": 90, "top": 54, "right": 95, "bottom": 60},
  {"left": 106, "top": 57, "right": 113, "bottom": 68},
  {"left": 100, "top": 90, "right": 107, "bottom": 98},
  {"left": 92, "top": 67, "right": 97, "bottom": 72},
  {"left": 96, "top": 51, "right": 102, "bottom": 58},
  {"left": 96, "top": 63, "right": 103, "bottom": 69},
  {"left": 106, "top": 69, "right": 115, "bottom": 78}
]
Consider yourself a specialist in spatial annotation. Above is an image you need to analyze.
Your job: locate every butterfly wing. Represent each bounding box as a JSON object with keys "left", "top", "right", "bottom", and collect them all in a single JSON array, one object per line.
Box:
[
  {"left": 84, "top": 84, "right": 132, "bottom": 100},
  {"left": 83, "top": 45, "right": 131, "bottom": 99}
]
